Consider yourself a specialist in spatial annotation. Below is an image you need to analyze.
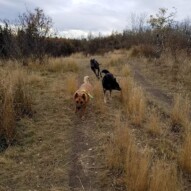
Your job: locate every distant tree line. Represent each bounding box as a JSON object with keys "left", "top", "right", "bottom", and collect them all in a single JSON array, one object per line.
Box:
[{"left": 0, "top": 7, "right": 191, "bottom": 63}]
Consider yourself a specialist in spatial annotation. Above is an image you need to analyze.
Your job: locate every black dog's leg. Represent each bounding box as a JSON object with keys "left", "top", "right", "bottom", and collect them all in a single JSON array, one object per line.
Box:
[
  {"left": 109, "top": 90, "right": 112, "bottom": 100},
  {"left": 97, "top": 67, "right": 101, "bottom": 79},
  {"left": 95, "top": 69, "right": 100, "bottom": 79},
  {"left": 103, "top": 89, "right": 107, "bottom": 103},
  {"left": 99, "top": 69, "right": 102, "bottom": 78},
  {"left": 91, "top": 67, "right": 98, "bottom": 78}
]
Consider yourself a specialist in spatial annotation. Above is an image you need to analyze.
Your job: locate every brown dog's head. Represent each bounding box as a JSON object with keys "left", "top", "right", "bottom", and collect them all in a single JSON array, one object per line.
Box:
[{"left": 74, "top": 92, "right": 87, "bottom": 110}]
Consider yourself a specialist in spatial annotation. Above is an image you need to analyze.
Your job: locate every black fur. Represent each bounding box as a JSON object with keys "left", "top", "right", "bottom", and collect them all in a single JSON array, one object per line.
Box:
[
  {"left": 101, "top": 70, "right": 121, "bottom": 102},
  {"left": 101, "top": 69, "right": 110, "bottom": 74},
  {"left": 90, "top": 59, "right": 101, "bottom": 79}
]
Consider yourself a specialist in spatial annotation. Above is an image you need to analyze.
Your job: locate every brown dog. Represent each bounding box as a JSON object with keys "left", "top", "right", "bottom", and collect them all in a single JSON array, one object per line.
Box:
[{"left": 73, "top": 76, "right": 93, "bottom": 117}]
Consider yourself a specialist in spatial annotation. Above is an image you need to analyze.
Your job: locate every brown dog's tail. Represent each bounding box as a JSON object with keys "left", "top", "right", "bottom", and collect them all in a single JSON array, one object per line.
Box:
[{"left": 84, "top": 76, "right": 90, "bottom": 83}]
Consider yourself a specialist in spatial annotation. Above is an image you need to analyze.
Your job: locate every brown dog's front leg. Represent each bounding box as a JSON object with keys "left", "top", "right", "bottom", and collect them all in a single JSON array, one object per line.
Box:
[
  {"left": 75, "top": 106, "right": 78, "bottom": 113},
  {"left": 80, "top": 105, "right": 86, "bottom": 118}
]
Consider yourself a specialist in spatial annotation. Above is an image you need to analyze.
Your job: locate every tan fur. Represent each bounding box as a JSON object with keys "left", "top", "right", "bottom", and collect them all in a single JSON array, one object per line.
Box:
[{"left": 73, "top": 76, "right": 93, "bottom": 117}]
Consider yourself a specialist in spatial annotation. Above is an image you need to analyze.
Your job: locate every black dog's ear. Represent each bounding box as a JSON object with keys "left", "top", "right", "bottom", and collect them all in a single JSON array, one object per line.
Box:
[
  {"left": 74, "top": 92, "right": 79, "bottom": 99},
  {"left": 82, "top": 93, "right": 86, "bottom": 101}
]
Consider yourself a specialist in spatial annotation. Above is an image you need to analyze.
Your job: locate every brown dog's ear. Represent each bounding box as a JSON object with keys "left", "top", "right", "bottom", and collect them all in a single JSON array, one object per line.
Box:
[
  {"left": 74, "top": 92, "right": 79, "bottom": 99},
  {"left": 82, "top": 93, "right": 86, "bottom": 101}
]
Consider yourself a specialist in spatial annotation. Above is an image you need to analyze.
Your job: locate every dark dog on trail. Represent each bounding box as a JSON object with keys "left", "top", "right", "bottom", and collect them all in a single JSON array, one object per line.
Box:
[
  {"left": 90, "top": 59, "right": 101, "bottom": 79},
  {"left": 101, "top": 69, "right": 121, "bottom": 103}
]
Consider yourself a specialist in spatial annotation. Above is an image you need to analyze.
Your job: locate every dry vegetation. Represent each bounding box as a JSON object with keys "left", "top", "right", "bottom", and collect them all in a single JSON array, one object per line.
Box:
[
  {"left": 0, "top": 50, "right": 191, "bottom": 190},
  {"left": 0, "top": 68, "right": 33, "bottom": 144}
]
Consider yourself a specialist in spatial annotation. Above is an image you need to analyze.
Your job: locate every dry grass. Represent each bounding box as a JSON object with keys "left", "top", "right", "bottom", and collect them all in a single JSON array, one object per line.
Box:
[
  {"left": 121, "top": 78, "right": 146, "bottom": 126},
  {"left": 146, "top": 108, "right": 162, "bottom": 136},
  {"left": 93, "top": 81, "right": 106, "bottom": 112},
  {"left": 105, "top": 54, "right": 124, "bottom": 68},
  {"left": 0, "top": 69, "right": 33, "bottom": 144},
  {"left": 129, "top": 44, "right": 159, "bottom": 58},
  {"left": 12, "top": 70, "right": 33, "bottom": 118},
  {"left": 120, "top": 77, "right": 133, "bottom": 104},
  {"left": 27, "top": 72, "right": 44, "bottom": 87},
  {"left": 149, "top": 160, "right": 182, "bottom": 191},
  {"left": 106, "top": 121, "right": 132, "bottom": 171},
  {"left": 171, "top": 94, "right": 190, "bottom": 128},
  {"left": 64, "top": 74, "right": 79, "bottom": 96},
  {"left": 106, "top": 112, "right": 151, "bottom": 191},
  {"left": 122, "top": 64, "right": 131, "bottom": 77},
  {"left": 128, "top": 86, "right": 146, "bottom": 126},
  {"left": 178, "top": 131, "right": 191, "bottom": 173},
  {"left": 1, "top": 83, "right": 15, "bottom": 144},
  {"left": 0, "top": 51, "right": 189, "bottom": 190},
  {"left": 47, "top": 57, "right": 79, "bottom": 73},
  {"left": 126, "top": 147, "right": 151, "bottom": 191}
]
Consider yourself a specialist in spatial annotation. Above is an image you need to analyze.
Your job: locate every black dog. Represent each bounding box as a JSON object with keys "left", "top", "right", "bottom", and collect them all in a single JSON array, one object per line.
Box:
[
  {"left": 90, "top": 59, "right": 101, "bottom": 79},
  {"left": 101, "top": 69, "right": 121, "bottom": 103}
]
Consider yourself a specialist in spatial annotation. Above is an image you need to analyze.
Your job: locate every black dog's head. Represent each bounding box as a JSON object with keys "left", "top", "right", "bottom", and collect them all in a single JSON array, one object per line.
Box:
[{"left": 101, "top": 69, "right": 110, "bottom": 75}]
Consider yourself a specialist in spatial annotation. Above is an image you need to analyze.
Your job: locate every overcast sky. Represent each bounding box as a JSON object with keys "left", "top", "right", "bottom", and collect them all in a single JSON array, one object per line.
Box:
[{"left": 1, "top": 0, "right": 191, "bottom": 38}]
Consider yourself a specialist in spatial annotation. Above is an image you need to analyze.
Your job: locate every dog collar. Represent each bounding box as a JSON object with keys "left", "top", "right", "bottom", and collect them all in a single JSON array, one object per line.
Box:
[
  {"left": 88, "top": 93, "right": 94, "bottom": 99},
  {"left": 81, "top": 90, "right": 94, "bottom": 99}
]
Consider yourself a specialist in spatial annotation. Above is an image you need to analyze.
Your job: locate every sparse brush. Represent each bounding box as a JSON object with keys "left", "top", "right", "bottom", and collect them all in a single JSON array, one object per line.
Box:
[
  {"left": 171, "top": 94, "right": 190, "bottom": 128},
  {"left": 121, "top": 79, "right": 146, "bottom": 126},
  {"left": 146, "top": 108, "right": 162, "bottom": 136},
  {"left": 126, "top": 146, "right": 151, "bottom": 191},
  {"left": 105, "top": 54, "right": 124, "bottom": 67},
  {"left": 47, "top": 57, "right": 79, "bottom": 73},
  {"left": 178, "top": 131, "right": 191, "bottom": 173},
  {"left": 129, "top": 44, "right": 158, "bottom": 58},
  {"left": 93, "top": 81, "right": 105, "bottom": 112},
  {"left": 27, "top": 72, "right": 43, "bottom": 87},
  {"left": 106, "top": 121, "right": 131, "bottom": 171},
  {"left": 1, "top": 84, "right": 15, "bottom": 144},
  {"left": 64, "top": 58, "right": 79, "bottom": 72},
  {"left": 47, "top": 58, "right": 65, "bottom": 72},
  {"left": 149, "top": 160, "right": 182, "bottom": 191},
  {"left": 65, "top": 74, "right": 78, "bottom": 96},
  {"left": 12, "top": 70, "right": 33, "bottom": 118},
  {"left": 70, "top": 52, "right": 85, "bottom": 59},
  {"left": 120, "top": 77, "right": 133, "bottom": 105},
  {"left": 128, "top": 86, "right": 146, "bottom": 126},
  {"left": 122, "top": 64, "right": 131, "bottom": 77},
  {"left": 0, "top": 69, "right": 33, "bottom": 144}
]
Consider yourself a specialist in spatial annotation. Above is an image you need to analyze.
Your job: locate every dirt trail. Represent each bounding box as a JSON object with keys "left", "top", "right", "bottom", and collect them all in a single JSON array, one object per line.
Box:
[
  {"left": 129, "top": 60, "right": 173, "bottom": 109},
  {"left": 68, "top": 109, "right": 99, "bottom": 191},
  {"left": 68, "top": 69, "right": 107, "bottom": 191}
]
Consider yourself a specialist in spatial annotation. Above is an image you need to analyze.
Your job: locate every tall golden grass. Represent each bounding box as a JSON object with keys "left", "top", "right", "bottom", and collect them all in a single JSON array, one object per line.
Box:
[
  {"left": 146, "top": 108, "right": 162, "bottom": 136},
  {"left": 65, "top": 74, "right": 79, "bottom": 96},
  {"left": 93, "top": 81, "right": 106, "bottom": 112},
  {"left": 178, "top": 131, "right": 191, "bottom": 174},
  {"left": 47, "top": 57, "right": 79, "bottom": 73},
  {"left": 106, "top": 121, "right": 131, "bottom": 171},
  {"left": 149, "top": 160, "right": 182, "bottom": 191},
  {"left": 171, "top": 94, "right": 190, "bottom": 128},
  {"left": 121, "top": 78, "right": 146, "bottom": 126},
  {"left": 126, "top": 147, "right": 151, "bottom": 191},
  {"left": 122, "top": 64, "right": 131, "bottom": 77},
  {"left": 12, "top": 70, "right": 33, "bottom": 117},
  {"left": 0, "top": 69, "right": 33, "bottom": 144},
  {"left": 1, "top": 83, "right": 15, "bottom": 144}
]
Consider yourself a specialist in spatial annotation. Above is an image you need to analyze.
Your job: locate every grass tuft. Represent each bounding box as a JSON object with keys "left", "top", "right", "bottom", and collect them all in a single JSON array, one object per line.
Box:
[
  {"left": 149, "top": 160, "right": 182, "bottom": 191},
  {"left": 171, "top": 94, "right": 190, "bottom": 128}
]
